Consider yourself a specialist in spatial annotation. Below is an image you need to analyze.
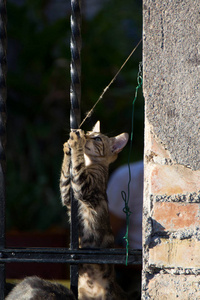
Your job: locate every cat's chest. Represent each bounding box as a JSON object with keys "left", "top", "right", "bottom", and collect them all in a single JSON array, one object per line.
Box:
[
  {"left": 79, "top": 203, "right": 96, "bottom": 229},
  {"left": 79, "top": 267, "right": 108, "bottom": 300},
  {"left": 78, "top": 199, "right": 112, "bottom": 248},
  {"left": 78, "top": 200, "right": 108, "bottom": 229}
]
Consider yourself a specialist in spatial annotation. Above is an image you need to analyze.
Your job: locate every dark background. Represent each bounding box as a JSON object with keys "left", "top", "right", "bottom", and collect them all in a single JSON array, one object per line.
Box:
[{"left": 6, "top": 0, "right": 143, "bottom": 232}]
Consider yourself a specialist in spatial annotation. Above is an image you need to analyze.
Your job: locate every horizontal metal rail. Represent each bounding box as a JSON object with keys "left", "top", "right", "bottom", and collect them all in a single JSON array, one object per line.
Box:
[{"left": 0, "top": 248, "right": 142, "bottom": 265}]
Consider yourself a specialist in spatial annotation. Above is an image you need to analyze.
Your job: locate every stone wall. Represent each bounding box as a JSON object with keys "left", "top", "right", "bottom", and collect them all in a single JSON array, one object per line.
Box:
[{"left": 143, "top": 0, "right": 200, "bottom": 299}]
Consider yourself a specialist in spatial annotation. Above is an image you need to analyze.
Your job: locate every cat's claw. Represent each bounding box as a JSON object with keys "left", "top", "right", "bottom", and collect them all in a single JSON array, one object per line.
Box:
[
  {"left": 69, "top": 129, "right": 86, "bottom": 148},
  {"left": 63, "top": 142, "right": 71, "bottom": 155}
]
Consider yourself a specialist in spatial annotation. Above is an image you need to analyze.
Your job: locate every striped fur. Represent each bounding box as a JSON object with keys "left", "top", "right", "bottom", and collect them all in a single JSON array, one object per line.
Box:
[
  {"left": 60, "top": 122, "right": 129, "bottom": 300},
  {"left": 6, "top": 276, "right": 76, "bottom": 300}
]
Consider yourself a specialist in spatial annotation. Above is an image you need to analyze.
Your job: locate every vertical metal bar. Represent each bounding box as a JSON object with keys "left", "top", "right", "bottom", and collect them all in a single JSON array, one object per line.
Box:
[
  {"left": 69, "top": 190, "right": 79, "bottom": 299},
  {"left": 69, "top": 0, "right": 81, "bottom": 298},
  {"left": 0, "top": 0, "right": 7, "bottom": 299},
  {"left": 70, "top": 0, "right": 81, "bottom": 129}
]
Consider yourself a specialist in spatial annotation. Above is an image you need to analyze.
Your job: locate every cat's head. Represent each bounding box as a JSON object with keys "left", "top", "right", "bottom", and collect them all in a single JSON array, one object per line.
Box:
[{"left": 84, "top": 121, "right": 129, "bottom": 165}]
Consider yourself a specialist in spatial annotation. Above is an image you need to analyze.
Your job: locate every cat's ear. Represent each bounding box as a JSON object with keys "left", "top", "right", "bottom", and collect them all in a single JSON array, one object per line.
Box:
[
  {"left": 111, "top": 133, "right": 129, "bottom": 154},
  {"left": 92, "top": 121, "right": 100, "bottom": 133}
]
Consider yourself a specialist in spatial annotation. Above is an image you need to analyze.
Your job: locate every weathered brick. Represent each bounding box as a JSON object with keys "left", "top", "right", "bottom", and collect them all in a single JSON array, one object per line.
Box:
[
  {"left": 149, "top": 238, "right": 200, "bottom": 268},
  {"left": 152, "top": 202, "right": 200, "bottom": 232},
  {"left": 150, "top": 165, "right": 200, "bottom": 195},
  {"left": 148, "top": 274, "right": 200, "bottom": 300}
]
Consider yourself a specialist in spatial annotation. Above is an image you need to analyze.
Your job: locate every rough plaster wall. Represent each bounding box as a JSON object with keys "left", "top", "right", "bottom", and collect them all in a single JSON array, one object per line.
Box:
[
  {"left": 143, "top": 0, "right": 200, "bottom": 299},
  {"left": 143, "top": 0, "right": 200, "bottom": 171}
]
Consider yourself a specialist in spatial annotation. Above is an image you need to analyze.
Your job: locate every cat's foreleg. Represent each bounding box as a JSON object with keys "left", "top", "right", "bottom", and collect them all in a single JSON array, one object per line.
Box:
[
  {"left": 60, "top": 142, "right": 71, "bottom": 209},
  {"left": 68, "top": 130, "right": 88, "bottom": 201}
]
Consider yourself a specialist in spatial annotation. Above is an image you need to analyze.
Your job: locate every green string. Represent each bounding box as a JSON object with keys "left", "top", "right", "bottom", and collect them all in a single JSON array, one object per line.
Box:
[{"left": 121, "top": 62, "right": 143, "bottom": 266}]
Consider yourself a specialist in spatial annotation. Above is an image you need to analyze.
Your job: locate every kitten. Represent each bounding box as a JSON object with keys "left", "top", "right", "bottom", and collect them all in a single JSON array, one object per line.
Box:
[
  {"left": 5, "top": 276, "right": 76, "bottom": 300},
  {"left": 60, "top": 121, "right": 129, "bottom": 300},
  {"left": 6, "top": 122, "right": 129, "bottom": 300}
]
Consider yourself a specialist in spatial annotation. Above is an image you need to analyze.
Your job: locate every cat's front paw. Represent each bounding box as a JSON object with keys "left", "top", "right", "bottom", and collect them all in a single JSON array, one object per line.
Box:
[
  {"left": 63, "top": 142, "right": 71, "bottom": 155},
  {"left": 68, "top": 129, "right": 86, "bottom": 149}
]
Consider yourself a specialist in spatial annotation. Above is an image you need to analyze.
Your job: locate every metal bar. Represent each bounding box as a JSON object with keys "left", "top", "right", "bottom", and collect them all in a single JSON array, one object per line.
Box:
[
  {"left": 69, "top": 191, "right": 79, "bottom": 298},
  {"left": 0, "top": 0, "right": 7, "bottom": 299},
  {"left": 0, "top": 0, "right": 7, "bottom": 249},
  {"left": 0, "top": 264, "right": 5, "bottom": 300},
  {"left": 70, "top": 0, "right": 82, "bottom": 297},
  {"left": 0, "top": 248, "right": 142, "bottom": 264},
  {"left": 70, "top": 0, "right": 81, "bottom": 130},
  {"left": 69, "top": 190, "right": 79, "bottom": 297}
]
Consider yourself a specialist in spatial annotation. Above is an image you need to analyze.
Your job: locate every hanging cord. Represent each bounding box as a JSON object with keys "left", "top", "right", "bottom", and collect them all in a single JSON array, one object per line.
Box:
[
  {"left": 121, "top": 61, "right": 143, "bottom": 266},
  {"left": 79, "top": 39, "right": 142, "bottom": 128}
]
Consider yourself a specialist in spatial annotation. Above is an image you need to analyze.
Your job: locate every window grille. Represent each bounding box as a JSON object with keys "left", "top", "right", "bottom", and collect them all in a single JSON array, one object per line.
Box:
[{"left": 0, "top": 1, "right": 142, "bottom": 299}]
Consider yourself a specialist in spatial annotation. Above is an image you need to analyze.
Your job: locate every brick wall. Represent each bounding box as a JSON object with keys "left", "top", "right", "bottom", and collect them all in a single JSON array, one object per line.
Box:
[{"left": 143, "top": 0, "right": 200, "bottom": 299}]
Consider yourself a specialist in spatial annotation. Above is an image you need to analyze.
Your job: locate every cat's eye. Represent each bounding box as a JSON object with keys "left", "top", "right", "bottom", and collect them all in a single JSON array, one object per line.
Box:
[{"left": 93, "top": 136, "right": 102, "bottom": 142}]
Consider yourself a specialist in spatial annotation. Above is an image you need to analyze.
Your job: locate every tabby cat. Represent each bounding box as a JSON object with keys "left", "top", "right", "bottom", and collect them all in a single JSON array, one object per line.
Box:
[
  {"left": 60, "top": 121, "right": 129, "bottom": 300},
  {"left": 6, "top": 122, "right": 129, "bottom": 300}
]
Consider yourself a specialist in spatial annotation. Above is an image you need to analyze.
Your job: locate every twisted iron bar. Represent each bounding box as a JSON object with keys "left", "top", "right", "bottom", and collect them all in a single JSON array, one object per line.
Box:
[
  {"left": 0, "top": 0, "right": 7, "bottom": 245},
  {"left": 70, "top": 0, "right": 81, "bottom": 129},
  {"left": 70, "top": 0, "right": 82, "bottom": 298},
  {"left": 0, "top": 0, "right": 6, "bottom": 174},
  {"left": 0, "top": 0, "right": 7, "bottom": 298}
]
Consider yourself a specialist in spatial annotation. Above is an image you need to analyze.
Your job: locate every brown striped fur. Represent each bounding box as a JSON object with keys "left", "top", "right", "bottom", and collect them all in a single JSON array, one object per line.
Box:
[{"left": 60, "top": 121, "right": 129, "bottom": 300}]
